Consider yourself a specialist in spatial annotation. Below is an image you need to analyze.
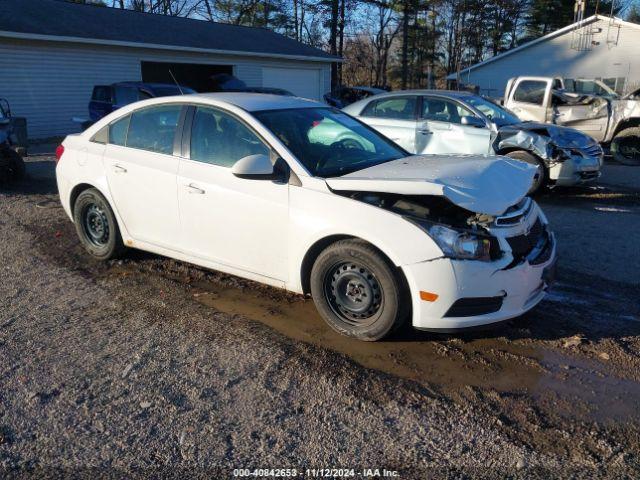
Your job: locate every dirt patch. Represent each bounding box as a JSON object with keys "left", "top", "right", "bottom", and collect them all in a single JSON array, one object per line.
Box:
[{"left": 2, "top": 159, "right": 640, "bottom": 476}]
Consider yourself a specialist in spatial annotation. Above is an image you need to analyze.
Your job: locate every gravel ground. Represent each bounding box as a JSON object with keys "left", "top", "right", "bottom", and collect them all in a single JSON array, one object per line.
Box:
[{"left": 1, "top": 158, "right": 639, "bottom": 478}]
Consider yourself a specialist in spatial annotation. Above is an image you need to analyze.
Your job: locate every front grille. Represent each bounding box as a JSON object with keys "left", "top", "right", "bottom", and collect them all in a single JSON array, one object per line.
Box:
[
  {"left": 529, "top": 232, "right": 553, "bottom": 265},
  {"left": 495, "top": 198, "right": 532, "bottom": 226},
  {"left": 444, "top": 296, "right": 504, "bottom": 317},
  {"left": 579, "top": 144, "right": 604, "bottom": 158},
  {"left": 506, "top": 218, "right": 544, "bottom": 261}
]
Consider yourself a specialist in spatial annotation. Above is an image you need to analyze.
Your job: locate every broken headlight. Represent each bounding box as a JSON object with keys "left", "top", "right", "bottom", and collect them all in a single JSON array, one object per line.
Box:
[{"left": 409, "top": 220, "right": 496, "bottom": 261}]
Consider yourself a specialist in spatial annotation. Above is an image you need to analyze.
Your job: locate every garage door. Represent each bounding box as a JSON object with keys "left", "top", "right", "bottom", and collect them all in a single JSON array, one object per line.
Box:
[{"left": 262, "top": 67, "right": 321, "bottom": 100}]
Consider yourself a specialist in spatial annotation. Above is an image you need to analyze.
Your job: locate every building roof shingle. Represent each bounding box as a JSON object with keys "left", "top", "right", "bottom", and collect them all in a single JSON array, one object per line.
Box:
[{"left": 0, "top": 0, "right": 337, "bottom": 62}]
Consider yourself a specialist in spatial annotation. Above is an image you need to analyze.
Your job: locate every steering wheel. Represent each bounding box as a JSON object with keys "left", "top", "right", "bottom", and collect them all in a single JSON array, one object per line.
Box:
[{"left": 315, "top": 137, "right": 366, "bottom": 172}]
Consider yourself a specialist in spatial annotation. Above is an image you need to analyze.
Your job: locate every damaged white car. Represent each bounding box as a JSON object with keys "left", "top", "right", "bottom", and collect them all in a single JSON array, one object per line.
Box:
[
  {"left": 504, "top": 76, "right": 640, "bottom": 165},
  {"left": 56, "top": 94, "right": 557, "bottom": 341},
  {"left": 343, "top": 90, "right": 603, "bottom": 194}
]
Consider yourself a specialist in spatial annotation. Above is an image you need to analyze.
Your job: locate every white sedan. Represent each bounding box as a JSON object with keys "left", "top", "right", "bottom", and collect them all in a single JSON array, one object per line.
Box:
[{"left": 56, "top": 93, "right": 557, "bottom": 341}]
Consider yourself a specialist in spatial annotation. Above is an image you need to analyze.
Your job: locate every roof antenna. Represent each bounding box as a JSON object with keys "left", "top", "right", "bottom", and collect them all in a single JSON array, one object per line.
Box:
[{"left": 169, "top": 69, "right": 184, "bottom": 95}]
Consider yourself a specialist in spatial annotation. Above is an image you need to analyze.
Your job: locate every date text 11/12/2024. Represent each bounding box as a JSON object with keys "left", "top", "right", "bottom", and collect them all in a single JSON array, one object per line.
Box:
[{"left": 232, "top": 468, "right": 400, "bottom": 477}]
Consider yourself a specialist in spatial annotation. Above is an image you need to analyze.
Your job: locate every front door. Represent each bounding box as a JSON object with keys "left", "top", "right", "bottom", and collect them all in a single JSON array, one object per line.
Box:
[
  {"left": 177, "top": 106, "right": 289, "bottom": 281},
  {"left": 358, "top": 95, "right": 419, "bottom": 153},
  {"left": 103, "top": 104, "right": 183, "bottom": 249},
  {"left": 506, "top": 77, "right": 552, "bottom": 123},
  {"left": 418, "top": 96, "right": 491, "bottom": 154}
]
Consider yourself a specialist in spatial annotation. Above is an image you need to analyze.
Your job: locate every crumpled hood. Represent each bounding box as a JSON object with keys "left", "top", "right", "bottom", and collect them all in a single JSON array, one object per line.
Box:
[
  {"left": 510, "top": 122, "right": 598, "bottom": 149},
  {"left": 325, "top": 155, "right": 536, "bottom": 216}
]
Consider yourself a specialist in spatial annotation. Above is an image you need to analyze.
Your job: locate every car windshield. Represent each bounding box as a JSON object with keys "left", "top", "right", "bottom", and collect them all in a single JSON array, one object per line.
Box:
[
  {"left": 254, "top": 107, "right": 407, "bottom": 177},
  {"left": 465, "top": 95, "right": 520, "bottom": 126}
]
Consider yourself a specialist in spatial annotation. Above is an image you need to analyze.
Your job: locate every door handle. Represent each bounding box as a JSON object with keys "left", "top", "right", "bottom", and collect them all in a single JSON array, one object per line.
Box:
[
  {"left": 418, "top": 129, "right": 432, "bottom": 135},
  {"left": 113, "top": 164, "right": 127, "bottom": 173},
  {"left": 186, "top": 183, "right": 205, "bottom": 194}
]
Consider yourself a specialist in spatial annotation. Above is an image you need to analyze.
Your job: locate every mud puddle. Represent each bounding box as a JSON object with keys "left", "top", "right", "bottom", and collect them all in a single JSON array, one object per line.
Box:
[{"left": 187, "top": 280, "right": 640, "bottom": 424}]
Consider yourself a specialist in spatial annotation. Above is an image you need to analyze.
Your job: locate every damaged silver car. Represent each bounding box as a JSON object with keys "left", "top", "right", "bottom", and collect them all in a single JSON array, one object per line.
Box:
[
  {"left": 504, "top": 76, "right": 640, "bottom": 166},
  {"left": 343, "top": 90, "right": 603, "bottom": 194}
]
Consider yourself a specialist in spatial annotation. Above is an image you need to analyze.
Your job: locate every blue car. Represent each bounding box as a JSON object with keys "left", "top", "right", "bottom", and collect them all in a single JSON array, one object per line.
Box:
[{"left": 89, "top": 82, "right": 195, "bottom": 122}]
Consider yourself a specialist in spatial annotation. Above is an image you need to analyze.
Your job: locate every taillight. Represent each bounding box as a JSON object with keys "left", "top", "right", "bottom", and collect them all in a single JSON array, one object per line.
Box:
[{"left": 55, "top": 144, "right": 65, "bottom": 164}]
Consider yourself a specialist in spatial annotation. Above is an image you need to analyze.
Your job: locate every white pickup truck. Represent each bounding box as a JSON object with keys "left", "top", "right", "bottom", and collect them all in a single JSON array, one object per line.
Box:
[{"left": 504, "top": 76, "right": 640, "bottom": 165}]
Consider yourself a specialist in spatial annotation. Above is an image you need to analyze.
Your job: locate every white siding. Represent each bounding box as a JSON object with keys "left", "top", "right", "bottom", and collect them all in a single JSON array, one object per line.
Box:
[
  {"left": 0, "top": 37, "right": 333, "bottom": 138},
  {"left": 456, "top": 18, "right": 640, "bottom": 98}
]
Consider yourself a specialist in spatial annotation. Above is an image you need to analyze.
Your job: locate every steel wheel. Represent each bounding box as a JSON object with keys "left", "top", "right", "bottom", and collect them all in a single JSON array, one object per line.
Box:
[
  {"left": 73, "top": 188, "right": 125, "bottom": 260},
  {"left": 324, "top": 261, "right": 384, "bottom": 327},
  {"left": 82, "top": 203, "right": 110, "bottom": 247}
]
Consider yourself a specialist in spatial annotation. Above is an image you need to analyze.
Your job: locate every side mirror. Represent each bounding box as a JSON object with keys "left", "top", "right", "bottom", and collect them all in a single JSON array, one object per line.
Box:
[
  {"left": 461, "top": 116, "right": 486, "bottom": 128},
  {"left": 231, "top": 154, "right": 276, "bottom": 180}
]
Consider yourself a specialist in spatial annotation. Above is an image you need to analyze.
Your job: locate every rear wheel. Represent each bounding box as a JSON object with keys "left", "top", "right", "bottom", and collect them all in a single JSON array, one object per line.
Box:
[
  {"left": 310, "top": 239, "right": 408, "bottom": 341},
  {"left": 505, "top": 150, "right": 546, "bottom": 194},
  {"left": 73, "top": 188, "right": 125, "bottom": 260},
  {"left": 611, "top": 127, "right": 640, "bottom": 166}
]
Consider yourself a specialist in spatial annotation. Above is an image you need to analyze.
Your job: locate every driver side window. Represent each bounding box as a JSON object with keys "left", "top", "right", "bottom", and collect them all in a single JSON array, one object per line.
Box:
[
  {"left": 513, "top": 80, "right": 547, "bottom": 105},
  {"left": 190, "top": 107, "right": 270, "bottom": 167}
]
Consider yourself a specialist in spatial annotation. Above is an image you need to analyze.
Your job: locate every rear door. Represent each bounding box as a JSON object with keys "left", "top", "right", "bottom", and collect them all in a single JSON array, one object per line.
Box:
[
  {"left": 417, "top": 96, "right": 492, "bottom": 154},
  {"left": 103, "top": 104, "right": 183, "bottom": 249},
  {"left": 505, "top": 77, "right": 552, "bottom": 122},
  {"left": 357, "top": 96, "right": 419, "bottom": 153}
]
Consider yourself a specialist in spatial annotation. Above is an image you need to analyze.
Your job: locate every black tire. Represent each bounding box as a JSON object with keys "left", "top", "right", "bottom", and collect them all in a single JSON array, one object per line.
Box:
[
  {"left": 72, "top": 188, "right": 125, "bottom": 260},
  {"left": 505, "top": 150, "right": 546, "bottom": 194},
  {"left": 1, "top": 148, "right": 25, "bottom": 182},
  {"left": 610, "top": 127, "right": 640, "bottom": 166},
  {"left": 310, "top": 239, "right": 409, "bottom": 341}
]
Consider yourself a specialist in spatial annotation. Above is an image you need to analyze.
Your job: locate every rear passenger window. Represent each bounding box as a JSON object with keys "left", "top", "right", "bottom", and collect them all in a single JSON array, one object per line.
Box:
[
  {"left": 361, "top": 96, "right": 417, "bottom": 120},
  {"left": 190, "top": 107, "right": 269, "bottom": 167},
  {"left": 126, "top": 105, "right": 181, "bottom": 155},
  {"left": 109, "top": 114, "right": 130, "bottom": 146},
  {"left": 514, "top": 80, "right": 547, "bottom": 105},
  {"left": 422, "top": 98, "right": 475, "bottom": 124},
  {"left": 92, "top": 86, "right": 111, "bottom": 103}
]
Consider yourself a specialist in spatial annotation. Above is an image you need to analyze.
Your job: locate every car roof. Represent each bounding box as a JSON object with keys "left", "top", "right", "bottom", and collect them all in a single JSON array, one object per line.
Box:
[
  {"left": 186, "top": 92, "right": 325, "bottom": 112},
  {"left": 369, "top": 89, "right": 475, "bottom": 99}
]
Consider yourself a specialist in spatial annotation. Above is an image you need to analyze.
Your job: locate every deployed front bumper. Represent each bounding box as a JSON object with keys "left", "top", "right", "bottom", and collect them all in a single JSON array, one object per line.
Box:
[
  {"left": 549, "top": 145, "right": 603, "bottom": 186},
  {"left": 402, "top": 212, "right": 557, "bottom": 331}
]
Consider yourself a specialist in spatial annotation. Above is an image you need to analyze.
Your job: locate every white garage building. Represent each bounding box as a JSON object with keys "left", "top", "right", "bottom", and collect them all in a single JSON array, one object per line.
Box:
[
  {"left": 447, "top": 15, "right": 640, "bottom": 99},
  {"left": 0, "top": 0, "right": 336, "bottom": 138}
]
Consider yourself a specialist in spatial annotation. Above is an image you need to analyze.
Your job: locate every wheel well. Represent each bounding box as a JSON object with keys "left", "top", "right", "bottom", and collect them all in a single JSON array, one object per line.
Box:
[
  {"left": 299, "top": 235, "right": 411, "bottom": 302},
  {"left": 300, "top": 235, "right": 353, "bottom": 295},
  {"left": 69, "top": 183, "right": 95, "bottom": 211},
  {"left": 612, "top": 119, "right": 640, "bottom": 139},
  {"left": 495, "top": 146, "right": 523, "bottom": 156}
]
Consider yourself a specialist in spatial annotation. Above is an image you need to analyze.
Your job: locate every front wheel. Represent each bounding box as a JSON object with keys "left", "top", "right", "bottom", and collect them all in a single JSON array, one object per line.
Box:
[
  {"left": 505, "top": 150, "right": 546, "bottom": 194},
  {"left": 610, "top": 127, "right": 640, "bottom": 165},
  {"left": 73, "top": 188, "right": 125, "bottom": 260},
  {"left": 310, "top": 239, "right": 409, "bottom": 341}
]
